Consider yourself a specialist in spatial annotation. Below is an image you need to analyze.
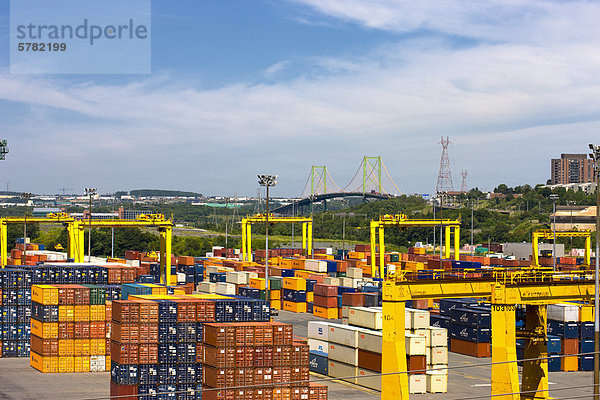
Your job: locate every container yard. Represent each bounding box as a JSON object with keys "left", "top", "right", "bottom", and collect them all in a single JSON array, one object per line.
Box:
[{"left": 0, "top": 211, "right": 596, "bottom": 400}]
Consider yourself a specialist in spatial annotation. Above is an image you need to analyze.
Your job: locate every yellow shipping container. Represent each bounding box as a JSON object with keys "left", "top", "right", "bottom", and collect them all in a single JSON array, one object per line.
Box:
[
  {"left": 269, "top": 290, "right": 281, "bottom": 300},
  {"left": 58, "top": 356, "right": 74, "bottom": 373},
  {"left": 30, "top": 352, "right": 58, "bottom": 373},
  {"left": 249, "top": 278, "right": 266, "bottom": 290},
  {"left": 270, "top": 300, "right": 281, "bottom": 310},
  {"left": 59, "top": 305, "right": 74, "bottom": 322},
  {"left": 32, "top": 285, "right": 59, "bottom": 305},
  {"left": 31, "top": 320, "right": 57, "bottom": 339},
  {"left": 283, "top": 300, "right": 306, "bottom": 313},
  {"left": 89, "top": 305, "right": 105, "bottom": 321},
  {"left": 74, "top": 305, "right": 90, "bottom": 322},
  {"left": 291, "top": 259, "right": 305, "bottom": 270},
  {"left": 306, "top": 292, "right": 314, "bottom": 303},
  {"left": 59, "top": 339, "right": 75, "bottom": 357},
  {"left": 348, "top": 251, "right": 365, "bottom": 260},
  {"left": 279, "top": 259, "right": 293, "bottom": 269},
  {"left": 294, "top": 270, "right": 310, "bottom": 280},
  {"left": 580, "top": 305, "right": 594, "bottom": 322},
  {"left": 562, "top": 356, "right": 578, "bottom": 372},
  {"left": 283, "top": 277, "right": 306, "bottom": 291},
  {"left": 105, "top": 355, "right": 111, "bottom": 371},
  {"left": 74, "top": 356, "right": 90, "bottom": 373},
  {"left": 90, "top": 338, "right": 105, "bottom": 355},
  {"left": 74, "top": 339, "right": 90, "bottom": 356},
  {"left": 313, "top": 306, "right": 339, "bottom": 319}
]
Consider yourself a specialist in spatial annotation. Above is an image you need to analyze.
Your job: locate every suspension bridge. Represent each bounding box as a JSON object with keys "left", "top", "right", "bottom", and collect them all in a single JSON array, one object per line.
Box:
[{"left": 273, "top": 156, "right": 403, "bottom": 215}]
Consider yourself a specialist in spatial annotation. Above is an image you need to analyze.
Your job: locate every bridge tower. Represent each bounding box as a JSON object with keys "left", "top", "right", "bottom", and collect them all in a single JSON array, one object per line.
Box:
[
  {"left": 363, "top": 156, "right": 382, "bottom": 195},
  {"left": 311, "top": 166, "right": 327, "bottom": 196}
]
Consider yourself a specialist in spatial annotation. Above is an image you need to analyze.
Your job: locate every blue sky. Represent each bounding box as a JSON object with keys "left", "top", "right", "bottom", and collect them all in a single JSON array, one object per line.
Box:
[{"left": 1, "top": 0, "right": 599, "bottom": 197}]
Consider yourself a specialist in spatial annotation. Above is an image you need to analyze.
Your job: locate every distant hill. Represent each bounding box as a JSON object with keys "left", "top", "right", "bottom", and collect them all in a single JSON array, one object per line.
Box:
[
  {"left": 0, "top": 191, "right": 28, "bottom": 197},
  {"left": 128, "top": 189, "right": 203, "bottom": 197}
]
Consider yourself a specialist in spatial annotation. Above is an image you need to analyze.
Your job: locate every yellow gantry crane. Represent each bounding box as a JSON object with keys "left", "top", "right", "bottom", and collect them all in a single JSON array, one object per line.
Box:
[
  {"left": 241, "top": 214, "right": 313, "bottom": 261},
  {"left": 381, "top": 277, "right": 595, "bottom": 400},
  {"left": 531, "top": 229, "right": 592, "bottom": 267},
  {"left": 0, "top": 213, "right": 175, "bottom": 285},
  {"left": 370, "top": 214, "right": 461, "bottom": 277}
]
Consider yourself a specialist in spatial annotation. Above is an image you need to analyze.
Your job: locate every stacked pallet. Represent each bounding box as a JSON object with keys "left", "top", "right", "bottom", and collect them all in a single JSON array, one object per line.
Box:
[{"left": 29, "top": 284, "right": 111, "bottom": 373}]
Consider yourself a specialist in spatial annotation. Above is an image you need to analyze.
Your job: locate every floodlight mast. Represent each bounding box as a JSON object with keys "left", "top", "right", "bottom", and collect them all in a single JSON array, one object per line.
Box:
[{"left": 258, "top": 174, "right": 277, "bottom": 304}]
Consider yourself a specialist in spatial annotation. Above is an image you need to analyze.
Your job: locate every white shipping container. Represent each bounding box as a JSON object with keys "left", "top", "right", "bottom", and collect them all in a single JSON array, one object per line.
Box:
[
  {"left": 407, "top": 307, "right": 430, "bottom": 329},
  {"left": 346, "top": 267, "right": 363, "bottom": 279},
  {"left": 358, "top": 330, "right": 382, "bottom": 353},
  {"left": 305, "top": 259, "right": 327, "bottom": 272},
  {"left": 126, "top": 259, "right": 140, "bottom": 268},
  {"left": 429, "top": 346, "right": 448, "bottom": 365},
  {"left": 198, "top": 282, "right": 216, "bottom": 293},
  {"left": 328, "top": 324, "right": 362, "bottom": 348},
  {"left": 340, "top": 277, "right": 353, "bottom": 288},
  {"left": 430, "top": 327, "right": 448, "bottom": 347},
  {"left": 226, "top": 271, "right": 247, "bottom": 285},
  {"left": 216, "top": 282, "right": 236, "bottom": 295},
  {"left": 357, "top": 368, "right": 381, "bottom": 391},
  {"left": 323, "top": 277, "right": 340, "bottom": 286},
  {"left": 548, "top": 303, "right": 580, "bottom": 322},
  {"left": 405, "top": 310, "right": 412, "bottom": 330},
  {"left": 308, "top": 338, "right": 328, "bottom": 356},
  {"left": 409, "top": 374, "right": 427, "bottom": 394},
  {"left": 328, "top": 360, "right": 358, "bottom": 384},
  {"left": 328, "top": 343, "right": 358, "bottom": 365},
  {"left": 177, "top": 273, "right": 186, "bottom": 284},
  {"left": 348, "top": 307, "right": 382, "bottom": 330},
  {"left": 405, "top": 333, "right": 427, "bottom": 356},
  {"left": 308, "top": 321, "right": 330, "bottom": 341},
  {"left": 242, "top": 271, "right": 259, "bottom": 280},
  {"left": 206, "top": 266, "right": 220, "bottom": 275},
  {"left": 426, "top": 371, "right": 448, "bottom": 393},
  {"left": 342, "top": 318, "right": 349, "bottom": 325}
]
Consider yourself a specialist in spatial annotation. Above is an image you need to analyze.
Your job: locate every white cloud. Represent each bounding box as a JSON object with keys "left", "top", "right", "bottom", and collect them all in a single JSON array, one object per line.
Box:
[{"left": 2, "top": 1, "right": 600, "bottom": 195}]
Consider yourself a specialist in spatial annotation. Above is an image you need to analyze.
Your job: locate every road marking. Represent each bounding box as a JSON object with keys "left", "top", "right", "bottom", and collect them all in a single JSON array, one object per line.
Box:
[{"left": 471, "top": 384, "right": 491, "bottom": 387}]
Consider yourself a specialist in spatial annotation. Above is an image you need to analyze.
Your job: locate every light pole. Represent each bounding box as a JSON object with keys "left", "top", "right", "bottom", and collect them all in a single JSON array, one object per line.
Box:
[
  {"left": 258, "top": 175, "right": 277, "bottom": 304},
  {"left": 439, "top": 192, "right": 444, "bottom": 259},
  {"left": 224, "top": 197, "right": 229, "bottom": 256},
  {"left": 22, "top": 193, "right": 31, "bottom": 264},
  {"left": 85, "top": 188, "right": 97, "bottom": 262},
  {"left": 433, "top": 201, "right": 436, "bottom": 254},
  {"left": 111, "top": 193, "right": 115, "bottom": 258},
  {"left": 588, "top": 143, "right": 600, "bottom": 400},
  {"left": 567, "top": 200, "right": 576, "bottom": 251},
  {"left": 550, "top": 194, "right": 559, "bottom": 271}
]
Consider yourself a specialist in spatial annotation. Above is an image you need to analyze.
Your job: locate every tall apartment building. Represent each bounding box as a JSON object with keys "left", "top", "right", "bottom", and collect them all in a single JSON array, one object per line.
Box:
[{"left": 550, "top": 154, "right": 596, "bottom": 184}]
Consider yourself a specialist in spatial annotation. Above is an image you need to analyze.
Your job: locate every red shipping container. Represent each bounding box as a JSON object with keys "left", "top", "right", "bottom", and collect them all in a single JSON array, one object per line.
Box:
[
  {"left": 313, "top": 284, "right": 337, "bottom": 297},
  {"left": 110, "top": 382, "right": 138, "bottom": 400},
  {"left": 341, "top": 293, "right": 364, "bottom": 307},
  {"left": 313, "top": 295, "right": 338, "bottom": 308}
]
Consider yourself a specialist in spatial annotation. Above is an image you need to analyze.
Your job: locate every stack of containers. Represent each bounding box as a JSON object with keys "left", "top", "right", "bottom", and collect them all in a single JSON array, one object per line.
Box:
[
  {"left": 579, "top": 305, "right": 594, "bottom": 371},
  {"left": 547, "top": 303, "right": 580, "bottom": 372},
  {"left": 0, "top": 268, "right": 32, "bottom": 358},
  {"left": 282, "top": 277, "right": 307, "bottom": 313},
  {"left": 30, "top": 284, "right": 109, "bottom": 373},
  {"left": 449, "top": 305, "right": 491, "bottom": 358},
  {"left": 313, "top": 284, "right": 339, "bottom": 319}
]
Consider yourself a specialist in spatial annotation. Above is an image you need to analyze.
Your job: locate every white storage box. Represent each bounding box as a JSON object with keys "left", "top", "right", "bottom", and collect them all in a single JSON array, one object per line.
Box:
[
  {"left": 405, "top": 333, "right": 426, "bottom": 356},
  {"left": 430, "top": 326, "right": 448, "bottom": 347},
  {"left": 405, "top": 310, "right": 412, "bottom": 330},
  {"left": 206, "top": 266, "right": 220, "bottom": 275},
  {"left": 308, "top": 321, "right": 329, "bottom": 341},
  {"left": 340, "top": 277, "right": 354, "bottom": 288},
  {"left": 305, "top": 259, "right": 327, "bottom": 272},
  {"left": 412, "top": 328, "right": 430, "bottom": 347},
  {"left": 226, "top": 271, "right": 247, "bottom": 285},
  {"left": 407, "top": 307, "right": 430, "bottom": 329},
  {"left": 328, "top": 343, "right": 358, "bottom": 365},
  {"left": 323, "top": 277, "right": 340, "bottom": 286},
  {"left": 216, "top": 282, "right": 236, "bottom": 295},
  {"left": 346, "top": 267, "right": 363, "bottom": 279},
  {"left": 429, "top": 346, "right": 448, "bottom": 365},
  {"left": 409, "top": 374, "right": 427, "bottom": 394},
  {"left": 548, "top": 303, "right": 580, "bottom": 322},
  {"left": 342, "top": 306, "right": 350, "bottom": 318},
  {"left": 308, "top": 338, "right": 328, "bottom": 356},
  {"left": 426, "top": 371, "right": 448, "bottom": 393},
  {"left": 348, "top": 307, "right": 382, "bottom": 330},
  {"left": 198, "top": 282, "right": 216, "bottom": 293}
]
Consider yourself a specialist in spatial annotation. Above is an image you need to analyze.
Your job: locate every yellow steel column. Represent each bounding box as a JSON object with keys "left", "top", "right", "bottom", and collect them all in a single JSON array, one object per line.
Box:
[
  {"left": 159, "top": 227, "right": 166, "bottom": 285},
  {"left": 585, "top": 235, "right": 591, "bottom": 266},
  {"left": 246, "top": 224, "right": 252, "bottom": 262},
  {"left": 522, "top": 305, "right": 549, "bottom": 400},
  {"left": 379, "top": 225, "right": 385, "bottom": 278},
  {"left": 532, "top": 235, "right": 540, "bottom": 267},
  {"left": 454, "top": 225, "right": 460, "bottom": 261},
  {"left": 307, "top": 222, "right": 313, "bottom": 256},
  {"left": 370, "top": 222, "right": 377, "bottom": 277},
  {"left": 302, "top": 222, "right": 307, "bottom": 256},
  {"left": 69, "top": 221, "right": 85, "bottom": 263},
  {"left": 241, "top": 220, "right": 247, "bottom": 261},
  {"left": 0, "top": 219, "right": 7, "bottom": 266},
  {"left": 381, "top": 288, "right": 409, "bottom": 400},
  {"left": 491, "top": 293, "right": 520, "bottom": 399},
  {"left": 444, "top": 226, "right": 451, "bottom": 259},
  {"left": 164, "top": 226, "right": 173, "bottom": 286}
]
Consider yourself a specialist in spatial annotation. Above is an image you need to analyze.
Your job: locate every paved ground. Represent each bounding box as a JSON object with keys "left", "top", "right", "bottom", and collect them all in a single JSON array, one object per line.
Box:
[{"left": 0, "top": 310, "right": 594, "bottom": 399}]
